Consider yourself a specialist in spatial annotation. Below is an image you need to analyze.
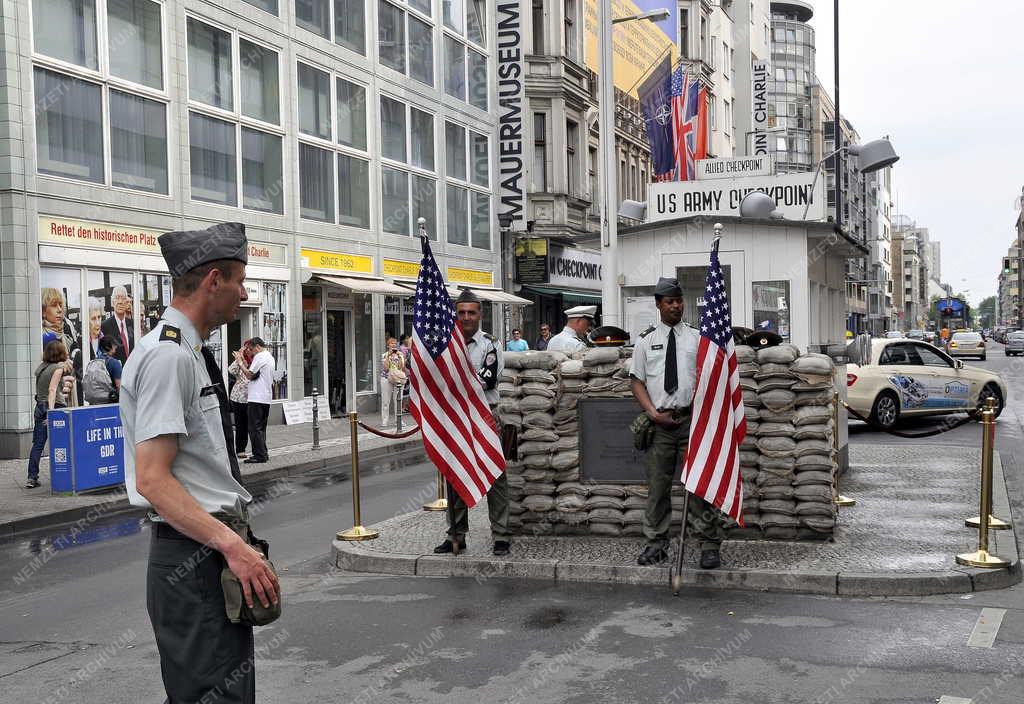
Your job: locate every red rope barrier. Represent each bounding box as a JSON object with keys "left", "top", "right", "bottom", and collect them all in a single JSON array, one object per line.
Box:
[{"left": 357, "top": 422, "right": 422, "bottom": 439}]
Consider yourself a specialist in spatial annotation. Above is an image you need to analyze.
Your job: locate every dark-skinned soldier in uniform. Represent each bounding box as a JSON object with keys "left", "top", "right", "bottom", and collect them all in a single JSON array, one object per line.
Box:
[
  {"left": 433, "top": 289, "right": 513, "bottom": 556},
  {"left": 120, "top": 222, "right": 280, "bottom": 703},
  {"left": 629, "top": 277, "right": 726, "bottom": 569}
]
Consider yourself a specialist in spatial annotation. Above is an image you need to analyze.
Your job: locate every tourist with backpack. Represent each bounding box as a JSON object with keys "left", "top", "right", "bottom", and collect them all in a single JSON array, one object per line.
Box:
[
  {"left": 83, "top": 337, "right": 122, "bottom": 405},
  {"left": 26, "top": 340, "right": 73, "bottom": 488}
]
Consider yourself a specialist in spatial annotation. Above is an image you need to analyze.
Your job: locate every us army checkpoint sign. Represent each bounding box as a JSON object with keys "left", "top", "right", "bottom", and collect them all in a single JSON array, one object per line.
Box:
[{"left": 647, "top": 172, "right": 826, "bottom": 221}]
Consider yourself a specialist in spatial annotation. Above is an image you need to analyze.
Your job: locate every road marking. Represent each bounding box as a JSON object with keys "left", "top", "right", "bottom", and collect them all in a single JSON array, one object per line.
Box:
[
  {"left": 967, "top": 607, "right": 1006, "bottom": 648},
  {"left": 938, "top": 697, "right": 972, "bottom": 704}
]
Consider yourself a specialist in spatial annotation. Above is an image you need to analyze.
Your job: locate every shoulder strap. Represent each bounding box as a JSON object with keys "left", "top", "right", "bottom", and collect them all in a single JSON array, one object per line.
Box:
[{"left": 199, "top": 346, "right": 242, "bottom": 484}]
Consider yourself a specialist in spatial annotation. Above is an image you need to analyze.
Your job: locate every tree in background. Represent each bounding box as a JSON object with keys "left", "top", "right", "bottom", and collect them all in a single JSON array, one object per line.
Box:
[{"left": 977, "top": 296, "right": 996, "bottom": 329}]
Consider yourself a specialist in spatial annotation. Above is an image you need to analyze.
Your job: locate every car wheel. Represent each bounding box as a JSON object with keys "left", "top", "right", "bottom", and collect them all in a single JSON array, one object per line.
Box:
[
  {"left": 980, "top": 355, "right": 987, "bottom": 361},
  {"left": 977, "top": 384, "right": 1004, "bottom": 418},
  {"left": 870, "top": 391, "right": 900, "bottom": 430}
]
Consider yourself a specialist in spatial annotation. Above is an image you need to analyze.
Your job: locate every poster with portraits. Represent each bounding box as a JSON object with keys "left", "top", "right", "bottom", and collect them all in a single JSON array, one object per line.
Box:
[
  {"left": 40, "top": 268, "right": 83, "bottom": 367},
  {"left": 87, "top": 270, "right": 134, "bottom": 364}
]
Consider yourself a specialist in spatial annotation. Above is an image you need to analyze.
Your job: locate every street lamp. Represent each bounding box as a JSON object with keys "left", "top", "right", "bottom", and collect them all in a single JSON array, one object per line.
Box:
[
  {"left": 598, "top": 1, "right": 670, "bottom": 326},
  {"left": 802, "top": 138, "right": 900, "bottom": 221}
]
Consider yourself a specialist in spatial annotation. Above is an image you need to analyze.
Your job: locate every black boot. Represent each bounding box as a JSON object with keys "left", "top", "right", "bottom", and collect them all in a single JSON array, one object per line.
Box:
[
  {"left": 492, "top": 540, "right": 511, "bottom": 556},
  {"left": 637, "top": 545, "right": 668, "bottom": 566},
  {"left": 700, "top": 548, "right": 721, "bottom": 570},
  {"left": 433, "top": 538, "right": 466, "bottom": 554}
]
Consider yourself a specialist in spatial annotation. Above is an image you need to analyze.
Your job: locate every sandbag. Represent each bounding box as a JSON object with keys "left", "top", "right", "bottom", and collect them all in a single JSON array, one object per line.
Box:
[
  {"left": 760, "top": 512, "right": 798, "bottom": 527},
  {"left": 498, "top": 382, "right": 519, "bottom": 397},
  {"left": 759, "top": 485, "right": 795, "bottom": 500},
  {"left": 740, "top": 378, "right": 759, "bottom": 392},
  {"left": 742, "top": 390, "right": 762, "bottom": 407},
  {"left": 497, "top": 401, "right": 520, "bottom": 416},
  {"left": 738, "top": 362, "right": 759, "bottom": 377},
  {"left": 793, "top": 372, "right": 833, "bottom": 387},
  {"left": 791, "top": 354, "right": 834, "bottom": 375},
  {"left": 793, "top": 405, "right": 831, "bottom": 426},
  {"left": 795, "top": 390, "right": 833, "bottom": 407},
  {"left": 555, "top": 482, "right": 589, "bottom": 496},
  {"left": 623, "top": 495, "right": 647, "bottom": 510},
  {"left": 556, "top": 395, "right": 579, "bottom": 411},
  {"left": 523, "top": 481, "right": 556, "bottom": 495},
  {"left": 757, "top": 436, "right": 796, "bottom": 455},
  {"left": 796, "top": 439, "right": 832, "bottom": 457},
  {"left": 758, "top": 408, "right": 796, "bottom": 423},
  {"left": 520, "top": 428, "right": 558, "bottom": 442},
  {"left": 519, "top": 369, "right": 557, "bottom": 384},
  {"left": 794, "top": 423, "right": 832, "bottom": 440},
  {"left": 798, "top": 515, "right": 836, "bottom": 532},
  {"left": 511, "top": 351, "right": 567, "bottom": 370},
  {"left": 793, "top": 470, "right": 833, "bottom": 486},
  {"left": 757, "top": 455, "right": 795, "bottom": 472},
  {"left": 582, "top": 347, "right": 620, "bottom": 367},
  {"left": 757, "top": 345, "right": 799, "bottom": 365},
  {"left": 522, "top": 468, "right": 555, "bottom": 483},
  {"left": 555, "top": 494, "right": 586, "bottom": 512},
  {"left": 553, "top": 409, "right": 577, "bottom": 424},
  {"left": 555, "top": 423, "right": 579, "bottom": 436},
  {"left": 744, "top": 405, "right": 761, "bottom": 422},
  {"left": 521, "top": 382, "right": 556, "bottom": 398},
  {"left": 522, "top": 495, "right": 555, "bottom": 512},
  {"left": 587, "top": 508, "right": 625, "bottom": 523},
  {"left": 622, "top": 509, "right": 645, "bottom": 525},
  {"left": 754, "top": 363, "right": 796, "bottom": 379},
  {"left": 794, "top": 485, "right": 833, "bottom": 502},
  {"left": 524, "top": 454, "right": 552, "bottom": 470},
  {"left": 523, "top": 411, "right": 555, "bottom": 428},
  {"left": 518, "top": 440, "right": 552, "bottom": 456},
  {"left": 559, "top": 359, "right": 586, "bottom": 377},
  {"left": 552, "top": 436, "right": 577, "bottom": 452},
  {"left": 591, "top": 485, "right": 627, "bottom": 498},
  {"left": 735, "top": 345, "right": 756, "bottom": 363},
  {"left": 551, "top": 451, "right": 579, "bottom": 470},
  {"left": 795, "top": 454, "right": 833, "bottom": 471},
  {"left": 584, "top": 379, "right": 617, "bottom": 393},
  {"left": 758, "top": 388, "right": 796, "bottom": 411},
  {"left": 758, "top": 378, "right": 796, "bottom": 392},
  {"left": 791, "top": 380, "right": 834, "bottom": 392},
  {"left": 552, "top": 468, "right": 580, "bottom": 482},
  {"left": 757, "top": 422, "right": 796, "bottom": 437},
  {"left": 500, "top": 369, "right": 519, "bottom": 383},
  {"left": 589, "top": 522, "right": 623, "bottom": 537},
  {"left": 746, "top": 421, "right": 760, "bottom": 437},
  {"left": 759, "top": 499, "right": 797, "bottom": 516},
  {"left": 587, "top": 362, "right": 620, "bottom": 377},
  {"left": 560, "top": 379, "right": 586, "bottom": 393},
  {"left": 739, "top": 450, "right": 761, "bottom": 466}
]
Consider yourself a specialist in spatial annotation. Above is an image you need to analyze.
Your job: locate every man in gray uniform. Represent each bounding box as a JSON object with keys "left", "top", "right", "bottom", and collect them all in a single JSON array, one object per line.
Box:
[
  {"left": 629, "top": 277, "right": 726, "bottom": 569},
  {"left": 545, "top": 305, "right": 596, "bottom": 353},
  {"left": 433, "top": 289, "right": 512, "bottom": 556},
  {"left": 120, "top": 222, "right": 279, "bottom": 703}
]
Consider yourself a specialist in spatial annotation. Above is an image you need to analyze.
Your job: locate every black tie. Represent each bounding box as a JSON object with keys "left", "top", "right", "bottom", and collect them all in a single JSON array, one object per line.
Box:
[
  {"left": 200, "top": 346, "right": 242, "bottom": 484},
  {"left": 664, "top": 328, "right": 678, "bottom": 395}
]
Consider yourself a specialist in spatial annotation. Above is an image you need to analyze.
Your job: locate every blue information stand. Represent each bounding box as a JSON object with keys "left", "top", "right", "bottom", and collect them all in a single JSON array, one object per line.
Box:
[{"left": 48, "top": 405, "right": 125, "bottom": 494}]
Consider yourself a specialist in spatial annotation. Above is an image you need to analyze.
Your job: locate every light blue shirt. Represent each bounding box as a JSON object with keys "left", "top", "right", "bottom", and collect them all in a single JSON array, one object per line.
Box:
[{"left": 506, "top": 339, "right": 529, "bottom": 352}]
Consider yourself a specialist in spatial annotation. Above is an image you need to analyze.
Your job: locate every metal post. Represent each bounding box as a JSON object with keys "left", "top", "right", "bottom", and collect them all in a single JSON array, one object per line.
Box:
[
  {"left": 598, "top": 0, "right": 619, "bottom": 326},
  {"left": 336, "top": 411, "right": 379, "bottom": 541},
  {"left": 833, "top": 390, "right": 855, "bottom": 506},
  {"left": 833, "top": 0, "right": 842, "bottom": 232},
  {"left": 956, "top": 399, "right": 1009, "bottom": 567},
  {"left": 965, "top": 397, "right": 1011, "bottom": 531},
  {"left": 394, "top": 384, "right": 404, "bottom": 433},
  {"left": 311, "top": 386, "right": 321, "bottom": 451}
]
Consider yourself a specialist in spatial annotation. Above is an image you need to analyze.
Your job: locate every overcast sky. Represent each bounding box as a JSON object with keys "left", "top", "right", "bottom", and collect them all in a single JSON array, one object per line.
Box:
[{"left": 808, "top": 1, "right": 1024, "bottom": 307}]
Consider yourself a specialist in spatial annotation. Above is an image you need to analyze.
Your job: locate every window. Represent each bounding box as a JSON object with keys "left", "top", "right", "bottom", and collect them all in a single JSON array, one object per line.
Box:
[
  {"left": 533, "top": 113, "right": 547, "bottom": 191},
  {"left": 108, "top": 0, "right": 163, "bottom": 89},
  {"left": 298, "top": 63, "right": 331, "bottom": 139},
  {"left": 296, "top": 0, "right": 366, "bottom": 54},
  {"left": 699, "top": 15, "right": 707, "bottom": 62},
  {"left": 243, "top": 0, "right": 278, "bottom": 14},
  {"left": 443, "top": 0, "right": 488, "bottom": 107},
  {"left": 445, "top": 121, "right": 490, "bottom": 248},
  {"left": 564, "top": 0, "right": 577, "bottom": 60},
  {"left": 532, "top": 0, "right": 545, "bottom": 53},
  {"left": 187, "top": 20, "right": 282, "bottom": 211},
  {"left": 299, "top": 143, "right": 334, "bottom": 221},
  {"left": 336, "top": 78, "right": 367, "bottom": 150},
  {"left": 261, "top": 282, "right": 288, "bottom": 400},
  {"left": 381, "top": 97, "right": 437, "bottom": 237},
  {"left": 679, "top": 8, "right": 689, "bottom": 58},
  {"left": 752, "top": 281, "right": 790, "bottom": 342},
  {"left": 379, "top": 0, "right": 434, "bottom": 85},
  {"left": 588, "top": 147, "right": 598, "bottom": 215},
  {"left": 566, "top": 119, "right": 578, "bottom": 196},
  {"left": 33, "top": 0, "right": 98, "bottom": 69},
  {"left": 709, "top": 35, "right": 716, "bottom": 68},
  {"left": 723, "top": 99, "right": 731, "bottom": 135},
  {"left": 730, "top": 48, "right": 736, "bottom": 83},
  {"left": 32, "top": 0, "right": 169, "bottom": 193}
]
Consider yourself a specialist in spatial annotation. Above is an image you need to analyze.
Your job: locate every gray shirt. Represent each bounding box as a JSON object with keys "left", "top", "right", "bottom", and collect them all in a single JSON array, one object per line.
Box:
[
  {"left": 546, "top": 325, "right": 587, "bottom": 353},
  {"left": 120, "top": 306, "right": 252, "bottom": 519},
  {"left": 629, "top": 320, "right": 700, "bottom": 410},
  {"left": 465, "top": 329, "right": 503, "bottom": 406}
]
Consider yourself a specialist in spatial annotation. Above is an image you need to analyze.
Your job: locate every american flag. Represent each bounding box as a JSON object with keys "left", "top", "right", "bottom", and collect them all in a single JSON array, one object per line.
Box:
[
  {"left": 682, "top": 238, "right": 746, "bottom": 525},
  {"left": 670, "top": 66, "right": 707, "bottom": 181},
  {"left": 408, "top": 236, "right": 505, "bottom": 507}
]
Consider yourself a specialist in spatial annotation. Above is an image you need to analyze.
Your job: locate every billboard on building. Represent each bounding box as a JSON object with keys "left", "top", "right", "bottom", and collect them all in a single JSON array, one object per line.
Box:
[{"left": 584, "top": 0, "right": 677, "bottom": 95}]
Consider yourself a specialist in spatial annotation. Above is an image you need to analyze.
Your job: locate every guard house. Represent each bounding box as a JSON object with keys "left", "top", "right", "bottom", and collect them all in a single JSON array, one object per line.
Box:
[
  {"left": 615, "top": 215, "right": 868, "bottom": 472},
  {"left": 616, "top": 216, "right": 867, "bottom": 354}
]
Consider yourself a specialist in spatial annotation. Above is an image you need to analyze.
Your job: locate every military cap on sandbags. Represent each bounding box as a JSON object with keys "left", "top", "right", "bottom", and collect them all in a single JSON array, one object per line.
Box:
[
  {"left": 455, "top": 288, "right": 481, "bottom": 304},
  {"left": 653, "top": 277, "right": 683, "bottom": 298},
  {"left": 564, "top": 305, "right": 597, "bottom": 321},
  {"left": 747, "top": 331, "right": 783, "bottom": 350},
  {"left": 158, "top": 222, "right": 248, "bottom": 278},
  {"left": 589, "top": 325, "right": 629, "bottom": 347}
]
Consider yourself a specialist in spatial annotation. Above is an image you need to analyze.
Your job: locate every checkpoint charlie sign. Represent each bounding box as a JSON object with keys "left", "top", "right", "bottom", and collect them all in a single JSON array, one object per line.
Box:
[{"left": 647, "top": 172, "right": 826, "bottom": 222}]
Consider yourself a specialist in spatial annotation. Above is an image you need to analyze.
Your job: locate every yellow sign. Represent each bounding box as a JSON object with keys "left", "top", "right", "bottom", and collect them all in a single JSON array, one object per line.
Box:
[
  {"left": 584, "top": 0, "right": 677, "bottom": 95},
  {"left": 447, "top": 267, "right": 493, "bottom": 286},
  {"left": 383, "top": 259, "right": 421, "bottom": 279},
  {"left": 38, "top": 216, "right": 288, "bottom": 265},
  {"left": 301, "top": 247, "right": 374, "bottom": 274},
  {"left": 514, "top": 238, "right": 548, "bottom": 256}
]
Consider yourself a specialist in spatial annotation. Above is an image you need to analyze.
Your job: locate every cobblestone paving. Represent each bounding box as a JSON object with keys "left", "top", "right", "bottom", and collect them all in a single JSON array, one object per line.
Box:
[{"left": 355, "top": 445, "right": 1016, "bottom": 571}]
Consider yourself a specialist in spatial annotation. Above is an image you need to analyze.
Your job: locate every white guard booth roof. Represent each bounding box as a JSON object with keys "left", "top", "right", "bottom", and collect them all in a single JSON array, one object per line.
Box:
[{"left": 314, "top": 275, "right": 413, "bottom": 296}]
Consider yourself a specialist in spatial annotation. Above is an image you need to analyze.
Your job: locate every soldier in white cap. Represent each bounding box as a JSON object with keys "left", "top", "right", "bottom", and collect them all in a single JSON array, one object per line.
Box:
[{"left": 545, "top": 305, "right": 596, "bottom": 353}]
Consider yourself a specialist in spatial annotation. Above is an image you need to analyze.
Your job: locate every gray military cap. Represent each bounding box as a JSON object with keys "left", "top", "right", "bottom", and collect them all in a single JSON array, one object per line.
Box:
[
  {"left": 653, "top": 277, "right": 683, "bottom": 298},
  {"left": 456, "top": 288, "right": 481, "bottom": 304},
  {"left": 158, "top": 222, "right": 248, "bottom": 278}
]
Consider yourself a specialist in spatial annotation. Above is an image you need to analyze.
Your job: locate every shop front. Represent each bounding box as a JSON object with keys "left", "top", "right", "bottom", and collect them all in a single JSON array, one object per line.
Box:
[
  {"left": 37, "top": 215, "right": 291, "bottom": 402},
  {"left": 514, "top": 241, "right": 603, "bottom": 344}
]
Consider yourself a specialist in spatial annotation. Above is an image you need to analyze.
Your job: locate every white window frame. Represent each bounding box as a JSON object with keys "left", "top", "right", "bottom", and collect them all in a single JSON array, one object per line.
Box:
[
  {"left": 185, "top": 14, "right": 285, "bottom": 214},
  {"left": 444, "top": 119, "right": 491, "bottom": 249},
  {"left": 30, "top": 0, "right": 173, "bottom": 197},
  {"left": 295, "top": 59, "right": 372, "bottom": 229},
  {"left": 295, "top": 0, "right": 368, "bottom": 55},
  {"left": 441, "top": 0, "right": 489, "bottom": 109},
  {"left": 380, "top": 93, "right": 438, "bottom": 237}
]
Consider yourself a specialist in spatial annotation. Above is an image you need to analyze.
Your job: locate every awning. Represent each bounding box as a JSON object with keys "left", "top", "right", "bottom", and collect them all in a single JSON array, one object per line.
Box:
[
  {"left": 314, "top": 275, "right": 412, "bottom": 296},
  {"left": 397, "top": 281, "right": 532, "bottom": 305},
  {"left": 522, "top": 285, "right": 602, "bottom": 303}
]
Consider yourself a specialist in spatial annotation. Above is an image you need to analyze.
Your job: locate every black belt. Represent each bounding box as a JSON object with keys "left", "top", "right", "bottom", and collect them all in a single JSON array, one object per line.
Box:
[
  {"left": 657, "top": 406, "right": 691, "bottom": 417},
  {"left": 153, "top": 513, "right": 248, "bottom": 541}
]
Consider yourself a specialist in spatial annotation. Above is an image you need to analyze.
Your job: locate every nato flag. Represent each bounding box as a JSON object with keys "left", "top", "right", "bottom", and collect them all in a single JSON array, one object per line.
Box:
[{"left": 638, "top": 54, "right": 675, "bottom": 180}]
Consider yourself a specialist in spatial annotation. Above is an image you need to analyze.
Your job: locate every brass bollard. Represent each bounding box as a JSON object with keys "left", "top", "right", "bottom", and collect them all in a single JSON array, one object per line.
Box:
[
  {"left": 832, "top": 390, "right": 855, "bottom": 507},
  {"left": 311, "top": 387, "right": 321, "bottom": 451},
  {"left": 423, "top": 469, "right": 448, "bottom": 511},
  {"left": 965, "top": 397, "right": 1011, "bottom": 531},
  {"left": 956, "top": 399, "right": 1010, "bottom": 568},
  {"left": 337, "top": 412, "right": 380, "bottom": 541}
]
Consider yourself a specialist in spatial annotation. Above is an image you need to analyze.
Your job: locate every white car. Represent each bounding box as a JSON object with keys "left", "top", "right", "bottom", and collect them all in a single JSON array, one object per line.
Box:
[
  {"left": 884, "top": 331, "right": 903, "bottom": 339},
  {"left": 847, "top": 339, "right": 1007, "bottom": 429}
]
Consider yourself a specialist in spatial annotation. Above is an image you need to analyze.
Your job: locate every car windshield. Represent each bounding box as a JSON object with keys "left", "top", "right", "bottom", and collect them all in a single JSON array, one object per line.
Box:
[
  {"left": 953, "top": 333, "right": 982, "bottom": 341},
  {"left": 1009, "top": 333, "right": 1024, "bottom": 340},
  {"left": 885, "top": 331, "right": 902, "bottom": 338}
]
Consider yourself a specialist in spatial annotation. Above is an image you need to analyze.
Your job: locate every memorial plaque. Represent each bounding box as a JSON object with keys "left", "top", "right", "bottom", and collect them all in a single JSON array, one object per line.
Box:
[
  {"left": 579, "top": 397, "right": 682, "bottom": 484},
  {"left": 514, "top": 238, "right": 548, "bottom": 284}
]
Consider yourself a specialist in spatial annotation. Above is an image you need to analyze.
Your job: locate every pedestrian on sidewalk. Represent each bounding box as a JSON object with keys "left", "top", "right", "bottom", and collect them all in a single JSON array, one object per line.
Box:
[
  {"left": 380, "top": 337, "right": 406, "bottom": 427},
  {"left": 236, "top": 337, "right": 274, "bottom": 463},
  {"left": 120, "top": 222, "right": 278, "bottom": 704},
  {"left": 26, "top": 340, "right": 72, "bottom": 488},
  {"left": 228, "top": 340, "right": 254, "bottom": 458},
  {"left": 506, "top": 328, "right": 529, "bottom": 351}
]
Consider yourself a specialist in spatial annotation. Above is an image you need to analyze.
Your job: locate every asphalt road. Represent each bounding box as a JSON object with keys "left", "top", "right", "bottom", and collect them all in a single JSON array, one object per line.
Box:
[{"left": 1, "top": 346, "right": 1023, "bottom": 703}]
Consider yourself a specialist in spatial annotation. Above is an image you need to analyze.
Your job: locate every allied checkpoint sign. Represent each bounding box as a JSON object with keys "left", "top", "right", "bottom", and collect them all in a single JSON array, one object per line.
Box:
[{"left": 647, "top": 172, "right": 827, "bottom": 222}]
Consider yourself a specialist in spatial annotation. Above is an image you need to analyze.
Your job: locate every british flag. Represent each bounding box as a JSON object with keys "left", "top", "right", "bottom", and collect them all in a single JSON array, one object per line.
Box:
[{"left": 670, "top": 67, "right": 708, "bottom": 181}]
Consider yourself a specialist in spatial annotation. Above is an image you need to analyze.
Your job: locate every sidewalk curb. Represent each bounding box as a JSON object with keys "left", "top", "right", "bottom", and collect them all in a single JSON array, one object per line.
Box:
[
  {"left": 0, "top": 439, "right": 423, "bottom": 538},
  {"left": 331, "top": 537, "right": 1022, "bottom": 596}
]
